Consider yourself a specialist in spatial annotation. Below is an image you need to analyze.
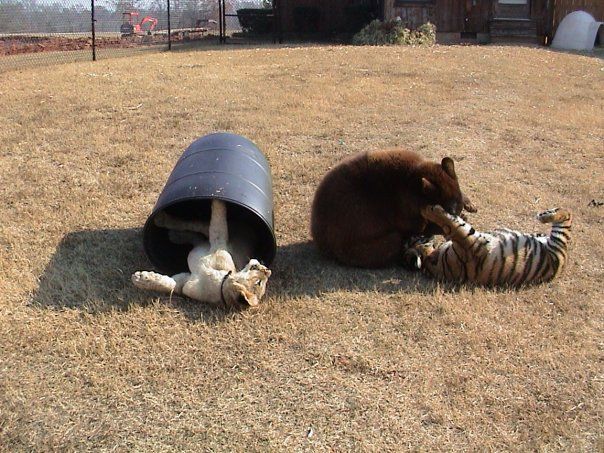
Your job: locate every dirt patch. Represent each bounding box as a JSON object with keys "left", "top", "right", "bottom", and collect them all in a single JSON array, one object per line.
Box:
[{"left": 0, "top": 32, "right": 210, "bottom": 56}]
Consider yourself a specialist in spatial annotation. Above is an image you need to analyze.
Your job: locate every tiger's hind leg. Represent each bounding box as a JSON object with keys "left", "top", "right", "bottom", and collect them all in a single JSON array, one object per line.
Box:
[
  {"left": 536, "top": 208, "right": 572, "bottom": 250},
  {"left": 536, "top": 208, "right": 572, "bottom": 282},
  {"left": 537, "top": 208, "right": 571, "bottom": 225}
]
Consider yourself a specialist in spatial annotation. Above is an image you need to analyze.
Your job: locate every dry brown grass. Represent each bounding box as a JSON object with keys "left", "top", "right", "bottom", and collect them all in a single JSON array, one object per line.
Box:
[{"left": 0, "top": 44, "right": 602, "bottom": 451}]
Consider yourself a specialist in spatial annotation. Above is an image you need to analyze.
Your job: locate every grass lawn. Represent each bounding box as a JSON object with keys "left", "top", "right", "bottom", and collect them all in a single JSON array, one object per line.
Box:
[{"left": 0, "top": 43, "right": 602, "bottom": 450}]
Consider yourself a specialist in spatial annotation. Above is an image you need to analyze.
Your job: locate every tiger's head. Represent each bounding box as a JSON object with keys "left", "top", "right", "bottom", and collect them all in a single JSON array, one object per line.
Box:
[{"left": 402, "top": 236, "right": 437, "bottom": 270}]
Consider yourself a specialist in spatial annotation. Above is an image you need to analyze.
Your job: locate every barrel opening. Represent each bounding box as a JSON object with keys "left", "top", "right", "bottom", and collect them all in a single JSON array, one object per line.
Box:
[{"left": 143, "top": 197, "right": 276, "bottom": 275}]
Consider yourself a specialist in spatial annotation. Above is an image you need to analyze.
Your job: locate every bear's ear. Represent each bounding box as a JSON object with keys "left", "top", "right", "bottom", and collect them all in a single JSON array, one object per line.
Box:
[
  {"left": 421, "top": 177, "right": 438, "bottom": 196},
  {"left": 441, "top": 157, "right": 456, "bottom": 179}
]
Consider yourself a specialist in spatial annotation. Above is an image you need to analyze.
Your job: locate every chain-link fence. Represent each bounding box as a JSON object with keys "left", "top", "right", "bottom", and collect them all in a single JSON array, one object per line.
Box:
[{"left": 0, "top": 0, "right": 260, "bottom": 72}]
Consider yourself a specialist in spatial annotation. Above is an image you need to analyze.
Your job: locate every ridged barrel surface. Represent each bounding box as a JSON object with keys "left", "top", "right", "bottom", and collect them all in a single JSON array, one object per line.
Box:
[{"left": 143, "top": 133, "right": 276, "bottom": 274}]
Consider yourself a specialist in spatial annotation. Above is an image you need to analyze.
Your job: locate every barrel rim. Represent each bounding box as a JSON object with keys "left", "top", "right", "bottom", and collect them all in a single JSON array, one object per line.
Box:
[{"left": 143, "top": 195, "right": 277, "bottom": 268}]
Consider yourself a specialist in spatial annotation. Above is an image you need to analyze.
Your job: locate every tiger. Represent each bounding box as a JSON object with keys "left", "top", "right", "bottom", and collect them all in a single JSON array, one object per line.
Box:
[{"left": 403, "top": 205, "right": 572, "bottom": 287}]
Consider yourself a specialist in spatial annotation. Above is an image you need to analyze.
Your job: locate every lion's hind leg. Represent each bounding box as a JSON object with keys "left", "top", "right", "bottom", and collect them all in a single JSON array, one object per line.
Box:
[
  {"left": 168, "top": 230, "right": 205, "bottom": 245},
  {"left": 154, "top": 210, "right": 210, "bottom": 236},
  {"left": 132, "top": 271, "right": 190, "bottom": 294}
]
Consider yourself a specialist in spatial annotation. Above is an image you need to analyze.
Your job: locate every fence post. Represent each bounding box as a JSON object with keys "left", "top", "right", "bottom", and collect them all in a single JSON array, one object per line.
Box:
[
  {"left": 218, "top": 0, "right": 223, "bottom": 43},
  {"left": 91, "top": 0, "right": 96, "bottom": 61},
  {"left": 167, "top": 0, "right": 172, "bottom": 50}
]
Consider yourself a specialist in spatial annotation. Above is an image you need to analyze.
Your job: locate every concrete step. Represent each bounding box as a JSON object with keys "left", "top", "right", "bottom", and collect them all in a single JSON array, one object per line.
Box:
[{"left": 489, "top": 18, "right": 537, "bottom": 38}]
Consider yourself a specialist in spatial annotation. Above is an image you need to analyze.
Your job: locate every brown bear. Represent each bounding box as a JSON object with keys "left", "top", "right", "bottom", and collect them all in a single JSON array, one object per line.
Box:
[{"left": 310, "top": 148, "right": 476, "bottom": 268}]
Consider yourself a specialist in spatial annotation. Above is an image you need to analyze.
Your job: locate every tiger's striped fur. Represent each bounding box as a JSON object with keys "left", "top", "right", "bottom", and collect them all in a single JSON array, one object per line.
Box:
[{"left": 404, "top": 205, "right": 572, "bottom": 287}]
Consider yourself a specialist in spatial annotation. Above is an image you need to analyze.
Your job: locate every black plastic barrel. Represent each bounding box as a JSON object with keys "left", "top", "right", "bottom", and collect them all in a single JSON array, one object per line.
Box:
[{"left": 142, "top": 132, "right": 276, "bottom": 275}]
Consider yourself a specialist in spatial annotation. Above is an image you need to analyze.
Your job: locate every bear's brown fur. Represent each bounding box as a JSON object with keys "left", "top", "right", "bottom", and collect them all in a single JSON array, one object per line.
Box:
[{"left": 310, "top": 148, "right": 476, "bottom": 268}]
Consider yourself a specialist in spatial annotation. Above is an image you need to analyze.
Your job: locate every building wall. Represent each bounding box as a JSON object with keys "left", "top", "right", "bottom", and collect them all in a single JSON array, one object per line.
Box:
[
  {"left": 279, "top": 0, "right": 486, "bottom": 35},
  {"left": 551, "top": 0, "right": 604, "bottom": 34},
  {"left": 278, "top": 0, "right": 369, "bottom": 36},
  {"left": 435, "top": 0, "right": 470, "bottom": 33},
  {"left": 277, "top": 0, "right": 579, "bottom": 39},
  {"left": 383, "top": 0, "right": 551, "bottom": 36},
  {"left": 382, "top": 0, "right": 488, "bottom": 33},
  {"left": 383, "top": 0, "right": 435, "bottom": 29}
]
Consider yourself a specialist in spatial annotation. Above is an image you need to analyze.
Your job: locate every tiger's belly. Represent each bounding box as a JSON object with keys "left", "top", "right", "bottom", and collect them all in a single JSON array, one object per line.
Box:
[{"left": 471, "top": 235, "right": 548, "bottom": 286}]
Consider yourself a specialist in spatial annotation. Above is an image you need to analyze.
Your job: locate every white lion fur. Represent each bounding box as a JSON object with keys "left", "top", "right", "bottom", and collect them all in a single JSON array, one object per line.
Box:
[{"left": 132, "top": 200, "right": 271, "bottom": 308}]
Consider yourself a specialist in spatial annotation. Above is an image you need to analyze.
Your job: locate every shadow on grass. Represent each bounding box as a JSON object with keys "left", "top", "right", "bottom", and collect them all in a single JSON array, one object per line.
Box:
[
  {"left": 269, "top": 240, "right": 436, "bottom": 298},
  {"left": 28, "top": 228, "right": 232, "bottom": 322},
  {"left": 30, "top": 231, "right": 438, "bottom": 318}
]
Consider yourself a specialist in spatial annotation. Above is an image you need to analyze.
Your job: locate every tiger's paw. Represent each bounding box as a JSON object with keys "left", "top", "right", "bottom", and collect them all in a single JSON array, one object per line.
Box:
[
  {"left": 537, "top": 208, "right": 571, "bottom": 224},
  {"left": 421, "top": 204, "right": 448, "bottom": 222}
]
